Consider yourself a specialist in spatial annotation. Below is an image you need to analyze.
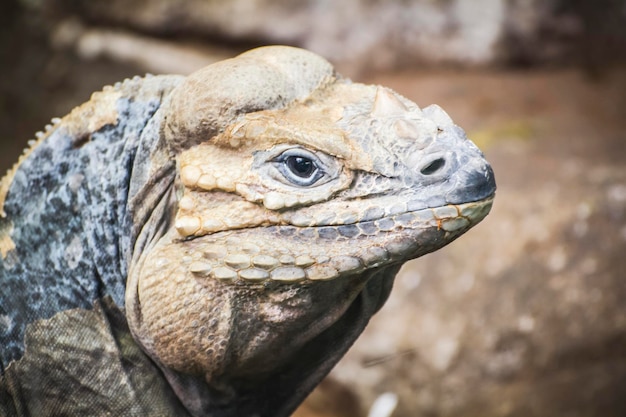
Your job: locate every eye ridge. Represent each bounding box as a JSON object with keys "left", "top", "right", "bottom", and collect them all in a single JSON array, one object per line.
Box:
[{"left": 285, "top": 155, "right": 317, "bottom": 178}]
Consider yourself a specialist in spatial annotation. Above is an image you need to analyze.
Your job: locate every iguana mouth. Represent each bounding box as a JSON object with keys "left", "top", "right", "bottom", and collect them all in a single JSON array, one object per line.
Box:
[{"left": 166, "top": 195, "right": 494, "bottom": 285}]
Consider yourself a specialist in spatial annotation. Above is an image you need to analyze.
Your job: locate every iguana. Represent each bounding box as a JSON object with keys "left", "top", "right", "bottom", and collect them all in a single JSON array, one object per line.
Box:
[{"left": 0, "top": 46, "right": 495, "bottom": 417}]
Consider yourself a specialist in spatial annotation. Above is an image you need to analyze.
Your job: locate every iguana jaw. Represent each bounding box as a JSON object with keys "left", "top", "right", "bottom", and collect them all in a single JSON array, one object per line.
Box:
[
  {"left": 129, "top": 195, "right": 492, "bottom": 378},
  {"left": 151, "top": 195, "right": 493, "bottom": 285}
]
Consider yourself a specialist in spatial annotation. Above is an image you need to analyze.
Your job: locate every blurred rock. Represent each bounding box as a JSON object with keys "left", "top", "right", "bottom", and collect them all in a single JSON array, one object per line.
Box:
[
  {"left": 50, "top": 19, "right": 230, "bottom": 75},
  {"left": 292, "top": 378, "right": 363, "bottom": 417},
  {"left": 28, "top": 0, "right": 625, "bottom": 72}
]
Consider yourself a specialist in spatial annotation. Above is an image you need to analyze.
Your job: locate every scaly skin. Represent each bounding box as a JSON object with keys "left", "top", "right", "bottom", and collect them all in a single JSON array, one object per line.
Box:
[{"left": 0, "top": 46, "right": 495, "bottom": 417}]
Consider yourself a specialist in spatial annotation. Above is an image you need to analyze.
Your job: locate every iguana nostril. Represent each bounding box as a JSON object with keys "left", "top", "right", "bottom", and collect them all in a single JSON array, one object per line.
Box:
[{"left": 420, "top": 158, "right": 446, "bottom": 175}]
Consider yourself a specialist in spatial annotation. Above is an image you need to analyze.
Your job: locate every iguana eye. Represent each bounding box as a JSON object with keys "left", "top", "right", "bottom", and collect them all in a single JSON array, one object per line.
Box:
[
  {"left": 275, "top": 149, "right": 325, "bottom": 186},
  {"left": 285, "top": 156, "right": 315, "bottom": 178}
]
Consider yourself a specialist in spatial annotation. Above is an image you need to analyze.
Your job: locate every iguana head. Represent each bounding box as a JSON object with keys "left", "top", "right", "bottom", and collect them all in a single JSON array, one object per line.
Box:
[{"left": 126, "top": 46, "right": 495, "bottom": 413}]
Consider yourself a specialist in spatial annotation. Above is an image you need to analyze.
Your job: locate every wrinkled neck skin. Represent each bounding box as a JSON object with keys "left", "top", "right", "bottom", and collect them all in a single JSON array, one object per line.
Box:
[
  {"left": 128, "top": 239, "right": 398, "bottom": 417},
  {"left": 179, "top": 268, "right": 398, "bottom": 417}
]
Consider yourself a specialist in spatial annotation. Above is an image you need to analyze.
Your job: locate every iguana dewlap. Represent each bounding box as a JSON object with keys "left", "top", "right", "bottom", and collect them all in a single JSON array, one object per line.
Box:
[{"left": 0, "top": 46, "right": 495, "bottom": 417}]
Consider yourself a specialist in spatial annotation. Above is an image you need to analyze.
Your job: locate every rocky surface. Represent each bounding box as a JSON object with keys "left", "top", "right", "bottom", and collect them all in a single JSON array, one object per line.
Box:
[{"left": 23, "top": 0, "right": 626, "bottom": 72}]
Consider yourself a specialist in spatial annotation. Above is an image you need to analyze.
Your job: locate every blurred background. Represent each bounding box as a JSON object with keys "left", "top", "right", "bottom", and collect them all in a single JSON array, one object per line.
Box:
[{"left": 1, "top": 0, "right": 625, "bottom": 416}]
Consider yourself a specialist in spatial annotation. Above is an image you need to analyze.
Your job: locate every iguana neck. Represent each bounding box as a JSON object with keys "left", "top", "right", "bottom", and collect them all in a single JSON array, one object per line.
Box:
[{"left": 155, "top": 265, "right": 398, "bottom": 417}]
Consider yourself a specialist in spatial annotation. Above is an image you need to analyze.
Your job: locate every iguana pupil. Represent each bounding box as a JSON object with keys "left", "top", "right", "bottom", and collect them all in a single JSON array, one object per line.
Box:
[
  {"left": 286, "top": 155, "right": 315, "bottom": 178},
  {"left": 273, "top": 148, "right": 325, "bottom": 187}
]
